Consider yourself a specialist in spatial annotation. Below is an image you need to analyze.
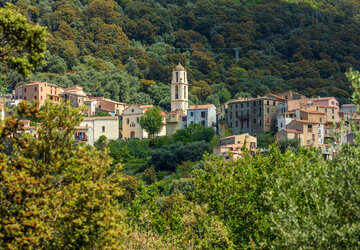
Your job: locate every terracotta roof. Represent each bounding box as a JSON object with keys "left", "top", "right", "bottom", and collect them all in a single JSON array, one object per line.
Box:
[
  {"left": 267, "top": 93, "right": 286, "bottom": 100},
  {"left": 160, "top": 111, "right": 167, "bottom": 117},
  {"left": 342, "top": 104, "right": 355, "bottom": 107},
  {"left": 83, "top": 116, "right": 118, "bottom": 121},
  {"left": 140, "top": 105, "right": 154, "bottom": 110},
  {"left": 312, "top": 97, "right": 336, "bottom": 101},
  {"left": 188, "top": 104, "right": 213, "bottom": 110},
  {"left": 293, "top": 120, "right": 318, "bottom": 124},
  {"left": 300, "top": 109, "right": 325, "bottom": 114},
  {"left": 319, "top": 105, "right": 337, "bottom": 108},
  {"left": 282, "top": 129, "right": 302, "bottom": 133}
]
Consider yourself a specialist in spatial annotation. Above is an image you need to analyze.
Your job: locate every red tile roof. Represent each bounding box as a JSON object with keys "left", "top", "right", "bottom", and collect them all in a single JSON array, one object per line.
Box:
[
  {"left": 312, "top": 97, "right": 336, "bottom": 101},
  {"left": 160, "top": 111, "right": 167, "bottom": 117},
  {"left": 268, "top": 93, "right": 286, "bottom": 100},
  {"left": 342, "top": 104, "right": 355, "bottom": 107},
  {"left": 300, "top": 109, "right": 325, "bottom": 114},
  {"left": 318, "top": 105, "right": 337, "bottom": 108},
  {"left": 188, "top": 104, "right": 213, "bottom": 110},
  {"left": 293, "top": 120, "right": 318, "bottom": 124}
]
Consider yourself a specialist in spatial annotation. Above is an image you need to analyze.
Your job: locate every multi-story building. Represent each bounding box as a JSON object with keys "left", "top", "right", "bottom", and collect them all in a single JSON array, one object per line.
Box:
[
  {"left": 277, "top": 120, "right": 319, "bottom": 147},
  {"left": 84, "top": 100, "right": 97, "bottom": 117},
  {"left": 166, "top": 110, "right": 186, "bottom": 136},
  {"left": 304, "top": 104, "right": 339, "bottom": 124},
  {"left": 187, "top": 104, "right": 217, "bottom": 129},
  {"left": 87, "top": 96, "right": 128, "bottom": 116},
  {"left": 213, "top": 133, "right": 257, "bottom": 161},
  {"left": 80, "top": 116, "right": 119, "bottom": 143},
  {"left": 276, "top": 90, "right": 306, "bottom": 100},
  {"left": 226, "top": 96, "right": 284, "bottom": 136},
  {"left": 122, "top": 104, "right": 166, "bottom": 139},
  {"left": 217, "top": 103, "right": 228, "bottom": 137},
  {"left": 60, "top": 86, "right": 87, "bottom": 108},
  {"left": 13, "top": 81, "right": 62, "bottom": 107},
  {"left": 342, "top": 104, "right": 356, "bottom": 114}
]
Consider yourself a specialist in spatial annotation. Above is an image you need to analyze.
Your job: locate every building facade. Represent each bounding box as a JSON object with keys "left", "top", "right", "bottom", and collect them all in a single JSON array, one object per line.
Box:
[
  {"left": 187, "top": 104, "right": 217, "bottom": 129},
  {"left": 226, "top": 96, "right": 283, "bottom": 136},
  {"left": 171, "top": 64, "right": 188, "bottom": 113},
  {"left": 80, "top": 116, "right": 119, "bottom": 143},
  {"left": 122, "top": 105, "right": 166, "bottom": 139},
  {"left": 13, "top": 81, "right": 62, "bottom": 107}
]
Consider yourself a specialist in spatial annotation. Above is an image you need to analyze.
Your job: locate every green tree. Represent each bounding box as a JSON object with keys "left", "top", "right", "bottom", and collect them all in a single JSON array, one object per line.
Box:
[
  {"left": 0, "top": 101, "right": 125, "bottom": 248},
  {"left": 0, "top": 5, "right": 46, "bottom": 76},
  {"left": 139, "top": 106, "right": 163, "bottom": 138}
]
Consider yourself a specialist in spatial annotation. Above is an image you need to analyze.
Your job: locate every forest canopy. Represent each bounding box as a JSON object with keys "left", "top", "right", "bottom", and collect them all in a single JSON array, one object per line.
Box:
[{"left": 0, "top": 0, "right": 359, "bottom": 107}]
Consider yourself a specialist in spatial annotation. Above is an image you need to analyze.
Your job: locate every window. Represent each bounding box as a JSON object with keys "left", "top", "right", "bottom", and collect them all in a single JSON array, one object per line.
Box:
[
  {"left": 247, "top": 120, "right": 249, "bottom": 128},
  {"left": 259, "top": 119, "right": 262, "bottom": 125},
  {"left": 201, "top": 120, "right": 205, "bottom": 126},
  {"left": 235, "top": 111, "right": 238, "bottom": 118},
  {"left": 50, "top": 90, "right": 52, "bottom": 94},
  {"left": 332, "top": 109, "right": 334, "bottom": 114},
  {"left": 241, "top": 103, "right": 243, "bottom": 108},
  {"left": 175, "top": 86, "right": 178, "bottom": 99},
  {"left": 230, "top": 105, "right": 232, "bottom": 109},
  {"left": 273, "top": 101, "right": 276, "bottom": 106},
  {"left": 236, "top": 121, "right": 238, "bottom": 127},
  {"left": 254, "top": 102, "right": 256, "bottom": 106},
  {"left": 24, "top": 88, "right": 26, "bottom": 93},
  {"left": 332, "top": 116, "right": 335, "bottom": 119},
  {"left": 308, "top": 124, "right": 313, "bottom": 133},
  {"left": 267, "top": 117, "right": 270, "bottom": 123},
  {"left": 235, "top": 104, "right": 238, "bottom": 108},
  {"left": 280, "top": 122, "right": 283, "bottom": 128},
  {"left": 331, "top": 101, "right": 334, "bottom": 105},
  {"left": 176, "top": 72, "right": 179, "bottom": 82},
  {"left": 325, "top": 109, "right": 327, "bottom": 113},
  {"left": 41, "top": 87, "right": 43, "bottom": 92},
  {"left": 267, "top": 101, "right": 269, "bottom": 105},
  {"left": 102, "top": 126, "right": 105, "bottom": 132},
  {"left": 320, "top": 118, "right": 322, "bottom": 122},
  {"left": 201, "top": 111, "right": 206, "bottom": 118},
  {"left": 137, "top": 117, "right": 139, "bottom": 123},
  {"left": 41, "top": 96, "right": 43, "bottom": 100},
  {"left": 241, "top": 120, "right": 244, "bottom": 129},
  {"left": 184, "top": 86, "right": 187, "bottom": 99},
  {"left": 191, "top": 112, "right": 194, "bottom": 117},
  {"left": 267, "top": 108, "right": 269, "bottom": 113},
  {"left": 127, "top": 118, "right": 129, "bottom": 124},
  {"left": 316, "top": 106, "right": 319, "bottom": 111},
  {"left": 318, "top": 129, "right": 321, "bottom": 135},
  {"left": 24, "top": 96, "right": 26, "bottom": 100},
  {"left": 259, "top": 101, "right": 261, "bottom": 105},
  {"left": 230, "top": 112, "right": 233, "bottom": 119},
  {"left": 258, "top": 108, "right": 261, "bottom": 115},
  {"left": 247, "top": 103, "right": 249, "bottom": 107},
  {"left": 253, "top": 109, "right": 256, "bottom": 114},
  {"left": 34, "top": 87, "right": 37, "bottom": 91},
  {"left": 34, "top": 96, "right": 37, "bottom": 100},
  {"left": 230, "top": 122, "right": 232, "bottom": 128},
  {"left": 253, "top": 119, "right": 256, "bottom": 124}
]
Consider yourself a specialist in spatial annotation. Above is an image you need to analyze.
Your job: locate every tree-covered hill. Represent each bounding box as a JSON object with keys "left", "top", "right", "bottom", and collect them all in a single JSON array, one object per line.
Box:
[{"left": 1, "top": 0, "right": 359, "bottom": 107}]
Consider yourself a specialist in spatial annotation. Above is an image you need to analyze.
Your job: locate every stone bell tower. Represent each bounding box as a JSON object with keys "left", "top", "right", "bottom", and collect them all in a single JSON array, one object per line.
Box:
[{"left": 171, "top": 63, "right": 188, "bottom": 113}]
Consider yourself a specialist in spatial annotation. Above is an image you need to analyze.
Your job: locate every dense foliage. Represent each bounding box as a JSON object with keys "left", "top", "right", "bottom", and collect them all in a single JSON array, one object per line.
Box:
[{"left": 0, "top": 0, "right": 359, "bottom": 104}]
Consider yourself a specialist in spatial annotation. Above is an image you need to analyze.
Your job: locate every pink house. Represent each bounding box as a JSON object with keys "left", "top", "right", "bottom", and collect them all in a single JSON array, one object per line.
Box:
[{"left": 311, "top": 97, "right": 339, "bottom": 108}]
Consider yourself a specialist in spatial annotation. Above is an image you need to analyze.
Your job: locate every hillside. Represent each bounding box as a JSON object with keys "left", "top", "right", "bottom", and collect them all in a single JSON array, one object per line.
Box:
[{"left": 1, "top": 0, "right": 360, "bottom": 107}]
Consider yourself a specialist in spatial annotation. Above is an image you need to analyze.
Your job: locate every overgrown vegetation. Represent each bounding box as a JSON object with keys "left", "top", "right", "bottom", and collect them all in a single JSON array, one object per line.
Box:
[{"left": 1, "top": 0, "right": 359, "bottom": 106}]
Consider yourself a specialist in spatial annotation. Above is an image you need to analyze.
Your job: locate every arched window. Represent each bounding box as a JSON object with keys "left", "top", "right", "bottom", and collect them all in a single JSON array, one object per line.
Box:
[
  {"left": 175, "top": 86, "right": 178, "bottom": 99},
  {"left": 176, "top": 72, "right": 179, "bottom": 82}
]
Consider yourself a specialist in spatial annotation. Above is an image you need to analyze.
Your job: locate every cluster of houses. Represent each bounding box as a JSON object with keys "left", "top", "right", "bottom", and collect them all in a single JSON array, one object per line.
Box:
[{"left": 1, "top": 64, "right": 358, "bottom": 161}]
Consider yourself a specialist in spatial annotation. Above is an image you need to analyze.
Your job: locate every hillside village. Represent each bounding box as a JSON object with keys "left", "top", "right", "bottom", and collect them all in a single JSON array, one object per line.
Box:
[{"left": 1, "top": 64, "right": 357, "bottom": 160}]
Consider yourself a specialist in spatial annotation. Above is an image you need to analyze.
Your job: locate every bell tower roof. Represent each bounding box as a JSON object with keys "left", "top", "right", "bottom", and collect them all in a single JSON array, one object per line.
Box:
[{"left": 174, "top": 63, "right": 185, "bottom": 71}]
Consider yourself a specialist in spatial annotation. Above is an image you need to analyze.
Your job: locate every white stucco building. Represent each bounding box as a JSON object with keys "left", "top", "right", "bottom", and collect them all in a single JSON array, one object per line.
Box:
[
  {"left": 187, "top": 104, "right": 217, "bottom": 130},
  {"left": 79, "top": 116, "right": 119, "bottom": 144}
]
